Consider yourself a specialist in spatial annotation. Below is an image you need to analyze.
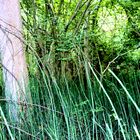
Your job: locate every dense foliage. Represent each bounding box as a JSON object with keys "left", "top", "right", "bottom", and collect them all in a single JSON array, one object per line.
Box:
[
  {"left": 21, "top": 0, "right": 140, "bottom": 79},
  {"left": 0, "top": 0, "right": 140, "bottom": 139}
]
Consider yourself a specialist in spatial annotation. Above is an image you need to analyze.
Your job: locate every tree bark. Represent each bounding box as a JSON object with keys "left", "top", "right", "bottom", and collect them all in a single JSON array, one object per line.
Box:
[{"left": 0, "top": 0, "right": 31, "bottom": 123}]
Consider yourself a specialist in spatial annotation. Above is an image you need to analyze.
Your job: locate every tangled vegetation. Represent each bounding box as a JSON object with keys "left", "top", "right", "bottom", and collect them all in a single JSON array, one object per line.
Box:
[{"left": 0, "top": 0, "right": 140, "bottom": 139}]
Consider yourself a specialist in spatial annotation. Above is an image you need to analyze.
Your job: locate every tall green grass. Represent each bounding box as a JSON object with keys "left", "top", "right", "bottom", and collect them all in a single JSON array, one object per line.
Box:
[{"left": 0, "top": 57, "right": 139, "bottom": 140}]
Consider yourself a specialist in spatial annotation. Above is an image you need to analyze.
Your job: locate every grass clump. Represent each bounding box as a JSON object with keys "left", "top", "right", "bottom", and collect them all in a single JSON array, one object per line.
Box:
[{"left": 0, "top": 58, "right": 139, "bottom": 140}]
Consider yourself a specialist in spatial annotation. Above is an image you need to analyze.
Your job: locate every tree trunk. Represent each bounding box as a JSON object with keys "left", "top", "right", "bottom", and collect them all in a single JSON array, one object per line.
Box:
[{"left": 0, "top": 0, "right": 31, "bottom": 123}]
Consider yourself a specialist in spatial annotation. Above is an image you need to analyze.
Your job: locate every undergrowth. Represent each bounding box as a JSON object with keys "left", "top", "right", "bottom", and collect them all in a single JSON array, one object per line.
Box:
[{"left": 0, "top": 60, "right": 139, "bottom": 140}]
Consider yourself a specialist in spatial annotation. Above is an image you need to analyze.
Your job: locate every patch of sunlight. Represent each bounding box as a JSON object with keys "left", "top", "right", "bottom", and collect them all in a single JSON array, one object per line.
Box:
[
  {"left": 95, "top": 4, "right": 128, "bottom": 49},
  {"left": 98, "top": 6, "right": 127, "bottom": 32},
  {"left": 98, "top": 14, "right": 115, "bottom": 32}
]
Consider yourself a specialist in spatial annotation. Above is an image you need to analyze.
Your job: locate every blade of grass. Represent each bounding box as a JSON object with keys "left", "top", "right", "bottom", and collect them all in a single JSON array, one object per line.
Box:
[
  {"left": 108, "top": 69, "right": 140, "bottom": 114},
  {"left": 0, "top": 106, "right": 14, "bottom": 140},
  {"left": 88, "top": 62, "right": 126, "bottom": 140},
  {"left": 133, "top": 124, "right": 140, "bottom": 140}
]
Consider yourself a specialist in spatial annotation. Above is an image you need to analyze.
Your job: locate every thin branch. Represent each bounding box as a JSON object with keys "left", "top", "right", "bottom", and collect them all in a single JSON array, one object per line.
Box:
[
  {"left": 64, "top": 0, "right": 87, "bottom": 32},
  {"left": 74, "top": 0, "right": 92, "bottom": 34}
]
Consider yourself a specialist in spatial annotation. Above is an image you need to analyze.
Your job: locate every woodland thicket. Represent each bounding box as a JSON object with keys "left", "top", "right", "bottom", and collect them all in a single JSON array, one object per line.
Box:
[{"left": 0, "top": 0, "right": 140, "bottom": 139}]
